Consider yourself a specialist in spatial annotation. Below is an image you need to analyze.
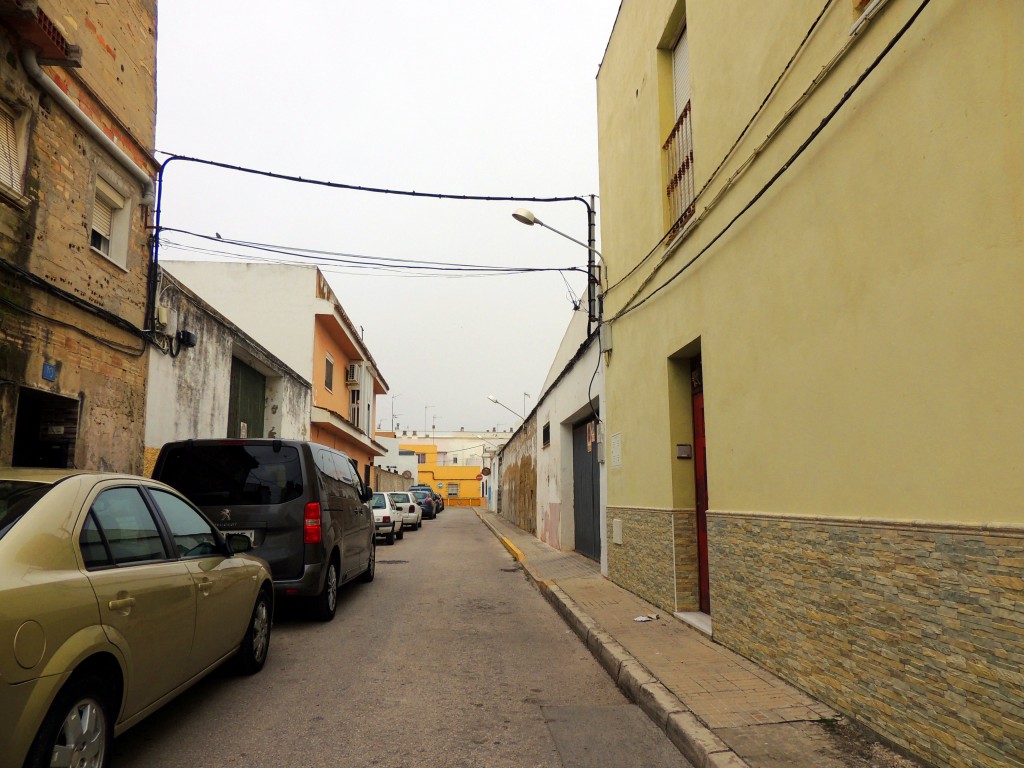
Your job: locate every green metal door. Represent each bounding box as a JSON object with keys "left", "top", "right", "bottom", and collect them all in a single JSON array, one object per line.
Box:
[{"left": 227, "top": 357, "right": 265, "bottom": 438}]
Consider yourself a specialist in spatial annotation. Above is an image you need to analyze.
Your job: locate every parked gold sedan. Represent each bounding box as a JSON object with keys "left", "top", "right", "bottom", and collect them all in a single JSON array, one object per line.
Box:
[{"left": 0, "top": 469, "right": 274, "bottom": 768}]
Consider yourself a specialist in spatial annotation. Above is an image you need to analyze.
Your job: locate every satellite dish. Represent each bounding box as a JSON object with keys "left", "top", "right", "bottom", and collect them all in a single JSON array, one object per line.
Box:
[{"left": 402, "top": 470, "right": 413, "bottom": 479}]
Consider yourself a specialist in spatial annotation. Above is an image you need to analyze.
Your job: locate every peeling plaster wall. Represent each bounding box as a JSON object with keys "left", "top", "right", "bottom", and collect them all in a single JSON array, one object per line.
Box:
[
  {"left": 497, "top": 416, "right": 537, "bottom": 535},
  {"left": 371, "top": 467, "right": 410, "bottom": 493},
  {"left": 143, "top": 275, "right": 310, "bottom": 474}
]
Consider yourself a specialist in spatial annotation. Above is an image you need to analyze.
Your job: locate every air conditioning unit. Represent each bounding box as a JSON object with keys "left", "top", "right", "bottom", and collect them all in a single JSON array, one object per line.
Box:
[{"left": 345, "top": 363, "right": 359, "bottom": 384}]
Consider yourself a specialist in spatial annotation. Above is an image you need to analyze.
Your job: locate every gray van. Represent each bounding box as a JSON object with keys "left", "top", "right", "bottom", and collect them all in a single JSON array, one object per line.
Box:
[{"left": 152, "top": 439, "right": 375, "bottom": 621}]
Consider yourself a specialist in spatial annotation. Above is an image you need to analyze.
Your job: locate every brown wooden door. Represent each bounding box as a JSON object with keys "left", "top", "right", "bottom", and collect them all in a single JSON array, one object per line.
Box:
[{"left": 693, "top": 390, "right": 710, "bottom": 614}]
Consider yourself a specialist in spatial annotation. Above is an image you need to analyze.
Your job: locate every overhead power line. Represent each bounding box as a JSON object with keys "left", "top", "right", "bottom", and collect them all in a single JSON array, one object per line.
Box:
[{"left": 157, "top": 227, "right": 587, "bottom": 278}]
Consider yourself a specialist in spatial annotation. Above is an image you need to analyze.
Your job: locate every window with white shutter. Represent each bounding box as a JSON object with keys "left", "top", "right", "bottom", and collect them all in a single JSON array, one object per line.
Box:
[
  {"left": 0, "top": 106, "right": 23, "bottom": 194},
  {"left": 90, "top": 198, "right": 113, "bottom": 254},
  {"left": 91, "top": 176, "right": 129, "bottom": 268}
]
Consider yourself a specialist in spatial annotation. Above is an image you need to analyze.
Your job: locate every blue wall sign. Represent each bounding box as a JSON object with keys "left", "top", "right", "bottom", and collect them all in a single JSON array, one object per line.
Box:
[{"left": 42, "top": 362, "right": 57, "bottom": 381}]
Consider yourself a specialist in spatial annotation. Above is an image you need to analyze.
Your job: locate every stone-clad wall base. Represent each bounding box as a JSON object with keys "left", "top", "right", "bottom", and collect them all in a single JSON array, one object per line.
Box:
[
  {"left": 607, "top": 506, "right": 691, "bottom": 613},
  {"left": 673, "top": 509, "right": 699, "bottom": 612},
  {"left": 709, "top": 511, "right": 1024, "bottom": 768}
]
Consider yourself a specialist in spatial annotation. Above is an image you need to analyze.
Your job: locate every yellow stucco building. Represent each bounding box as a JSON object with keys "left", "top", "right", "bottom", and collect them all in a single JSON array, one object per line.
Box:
[
  {"left": 399, "top": 442, "right": 486, "bottom": 506},
  {"left": 596, "top": 2, "right": 1022, "bottom": 766}
]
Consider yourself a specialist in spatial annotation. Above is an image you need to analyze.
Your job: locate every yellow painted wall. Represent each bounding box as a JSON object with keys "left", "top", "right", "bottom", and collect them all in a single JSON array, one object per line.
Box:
[
  {"left": 597, "top": 0, "right": 1024, "bottom": 526},
  {"left": 399, "top": 443, "right": 485, "bottom": 502}
]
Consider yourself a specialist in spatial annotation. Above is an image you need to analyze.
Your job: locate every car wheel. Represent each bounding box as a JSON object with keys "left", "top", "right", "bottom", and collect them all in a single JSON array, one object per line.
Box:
[
  {"left": 25, "top": 673, "right": 113, "bottom": 768},
  {"left": 359, "top": 538, "right": 376, "bottom": 583},
  {"left": 233, "top": 588, "right": 272, "bottom": 675},
  {"left": 397, "top": 528, "right": 404, "bottom": 540},
  {"left": 385, "top": 531, "right": 395, "bottom": 545},
  {"left": 311, "top": 558, "right": 339, "bottom": 621},
  {"left": 417, "top": 519, "right": 422, "bottom": 529}
]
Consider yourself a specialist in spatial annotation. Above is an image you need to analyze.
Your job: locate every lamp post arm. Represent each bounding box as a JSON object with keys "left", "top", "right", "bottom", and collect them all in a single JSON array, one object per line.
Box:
[
  {"left": 535, "top": 220, "right": 602, "bottom": 260},
  {"left": 488, "top": 398, "right": 524, "bottom": 420}
]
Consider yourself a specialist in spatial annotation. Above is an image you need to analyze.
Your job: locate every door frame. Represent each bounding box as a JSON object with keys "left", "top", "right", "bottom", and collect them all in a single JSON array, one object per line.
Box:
[{"left": 691, "top": 359, "right": 710, "bottom": 614}]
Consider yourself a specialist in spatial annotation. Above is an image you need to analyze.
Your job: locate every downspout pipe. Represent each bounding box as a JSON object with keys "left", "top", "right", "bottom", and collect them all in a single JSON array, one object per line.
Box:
[{"left": 21, "top": 48, "right": 155, "bottom": 205}]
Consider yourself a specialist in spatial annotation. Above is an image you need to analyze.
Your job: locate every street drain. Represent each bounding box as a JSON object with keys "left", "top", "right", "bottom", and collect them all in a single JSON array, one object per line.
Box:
[
  {"left": 500, "top": 566, "right": 522, "bottom": 573},
  {"left": 378, "top": 560, "right": 409, "bottom": 565}
]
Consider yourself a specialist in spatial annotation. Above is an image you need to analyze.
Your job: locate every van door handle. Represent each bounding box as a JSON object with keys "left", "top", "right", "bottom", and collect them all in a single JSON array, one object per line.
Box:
[
  {"left": 196, "top": 576, "right": 213, "bottom": 596},
  {"left": 108, "top": 597, "right": 136, "bottom": 614}
]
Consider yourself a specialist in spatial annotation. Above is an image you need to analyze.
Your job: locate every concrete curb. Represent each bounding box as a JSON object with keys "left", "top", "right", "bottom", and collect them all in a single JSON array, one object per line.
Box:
[{"left": 476, "top": 510, "right": 751, "bottom": 768}]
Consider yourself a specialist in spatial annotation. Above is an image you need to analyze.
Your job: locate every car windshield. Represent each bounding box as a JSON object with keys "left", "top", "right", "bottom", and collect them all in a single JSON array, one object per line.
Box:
[
  {"left": 158, "top": 444, "right": 304, "bottom": 506},
  {"left": 371, "top": 493, "right": 386, "bottom": 509},
  {"left": 0, "top": 481, "right": 51, "bottom": 540}
]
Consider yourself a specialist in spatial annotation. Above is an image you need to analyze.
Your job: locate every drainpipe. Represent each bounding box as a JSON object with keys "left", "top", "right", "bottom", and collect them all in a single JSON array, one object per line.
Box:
[{"left": 21, "top": 48, "right": 155, "bottom": 205}]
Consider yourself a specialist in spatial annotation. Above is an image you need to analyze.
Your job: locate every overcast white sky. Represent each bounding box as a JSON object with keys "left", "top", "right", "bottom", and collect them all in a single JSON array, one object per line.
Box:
[{"left": 155, "top": 1, "right": 621, "bottom": 433}]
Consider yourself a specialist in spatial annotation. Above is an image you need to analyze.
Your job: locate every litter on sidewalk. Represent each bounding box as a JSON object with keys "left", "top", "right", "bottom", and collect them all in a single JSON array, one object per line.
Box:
[{"left": 633, "top": 613, "right": 660, "bottom": 622}]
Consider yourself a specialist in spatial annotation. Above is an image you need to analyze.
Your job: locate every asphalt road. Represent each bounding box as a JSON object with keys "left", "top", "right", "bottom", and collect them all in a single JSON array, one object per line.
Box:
[{"left": 112, "top": 507, "right": 691, "bottom": 767}]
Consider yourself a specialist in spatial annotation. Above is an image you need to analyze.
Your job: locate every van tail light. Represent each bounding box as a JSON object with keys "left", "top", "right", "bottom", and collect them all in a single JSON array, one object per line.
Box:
[{"left": 304, "top": 502, "right": 322, "bottom": 544}]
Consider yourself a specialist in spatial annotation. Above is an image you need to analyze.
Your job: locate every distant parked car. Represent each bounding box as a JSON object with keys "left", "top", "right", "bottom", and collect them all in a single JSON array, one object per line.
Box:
[
  {"left": 410, "top": 488, "right": 437, "bottom": 519},
  {"left": 388, "top": 491, "right": 423, "bottom": 530},
  {"left": 152, "top": 439, "right": 375, "bottom": 622},
  {"left": 370, "top": 492, "right": 404, "bottom": 544},
  {"left": 410, "top": 485, "right": 443, "bottom": 512},
  {"left": 0, "top": 469, "right": 274, "bottom": 768}
]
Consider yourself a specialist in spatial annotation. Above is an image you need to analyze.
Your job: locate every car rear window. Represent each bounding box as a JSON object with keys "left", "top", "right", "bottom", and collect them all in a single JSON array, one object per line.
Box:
[
  {"left": 371, "top": 493, "right": 386, "bottom": 509},
  {"left": 0, "top": 481, "right": 50, "bottom": 540},
  {"left": 390, "top": 493, "right": 412, "bottom": 504},
  {"left": 158, "top": 444, "right": 304, "bottom": 506}
]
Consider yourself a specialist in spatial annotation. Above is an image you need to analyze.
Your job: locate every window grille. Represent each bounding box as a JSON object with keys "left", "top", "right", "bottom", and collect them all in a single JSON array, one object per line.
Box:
[{"left": 664, "top": 27, "right": 695, "bottom": 235}]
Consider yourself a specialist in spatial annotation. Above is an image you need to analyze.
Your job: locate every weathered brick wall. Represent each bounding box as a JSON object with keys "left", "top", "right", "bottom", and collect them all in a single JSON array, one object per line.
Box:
[
  {"left": 710, "top": 512, "right": 1024, "bottom": 768},
  {"left": 497, "top": 417, "right": 537, "bottom": 534},
  {"left": 51, "top": 0, "right": 157, "bottom": 160},
  {"left": 0, "top": 3, "right": 156, "bottom": 472},
  {"left": 606, "top": 507, "right": 678, "bottom": 612}
]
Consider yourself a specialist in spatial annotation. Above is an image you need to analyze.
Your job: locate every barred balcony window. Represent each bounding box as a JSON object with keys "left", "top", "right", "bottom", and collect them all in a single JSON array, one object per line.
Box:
[
  {"left": 664, "top": 101, "right": 695, "bottom": 235},
  {"left": 664, "top": 24, "right": 694, "bottom": 238}
]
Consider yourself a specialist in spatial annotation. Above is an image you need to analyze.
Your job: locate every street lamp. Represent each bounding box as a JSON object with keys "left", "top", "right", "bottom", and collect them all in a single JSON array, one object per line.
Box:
[
  {"left": 512, "top": 196, "right": 601, "bottom": 334},
  {"left": 487, "top": 394, "right": 524, "bottom": 421}
]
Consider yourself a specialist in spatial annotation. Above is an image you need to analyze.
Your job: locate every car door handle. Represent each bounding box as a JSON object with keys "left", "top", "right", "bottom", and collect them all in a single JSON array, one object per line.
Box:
[
  {"left": 108, "top": 597, "right": 136, "bottom": 614},
  {"left": 196, "top": 576, "right": 213, "bottom": 596}
]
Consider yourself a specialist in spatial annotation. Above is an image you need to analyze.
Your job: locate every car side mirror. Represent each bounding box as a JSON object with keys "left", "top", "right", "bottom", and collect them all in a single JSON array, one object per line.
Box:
[
  {"left": 225, "top": 533, "right": 253, "bottom": 554},
  {"left": 361, "top": 485, "right": 374, "bottom": 503}
]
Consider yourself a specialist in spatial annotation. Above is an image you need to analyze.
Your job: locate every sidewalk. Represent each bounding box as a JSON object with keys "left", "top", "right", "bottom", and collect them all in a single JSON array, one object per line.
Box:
[{"left": 475, "top": 508, "right": 920, "bottom": 768}]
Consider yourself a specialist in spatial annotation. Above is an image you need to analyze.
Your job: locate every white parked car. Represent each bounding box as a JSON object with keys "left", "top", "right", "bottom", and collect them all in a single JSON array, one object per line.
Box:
[
  {"left": 388, "top": 491, "right": 423, "bottom": 530},
  {"left": 370, "top": 492, "right": 404, "bottom": 545}
]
